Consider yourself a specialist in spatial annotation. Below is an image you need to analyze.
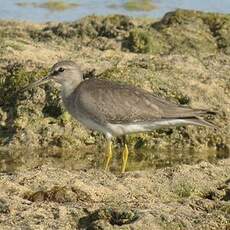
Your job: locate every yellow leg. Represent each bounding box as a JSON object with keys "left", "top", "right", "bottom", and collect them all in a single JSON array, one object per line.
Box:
[
  {"left": 121, "top": 144, "right": 129, "bottom": 173},
  {"left": 105, "top": 140, "right": 112, "bottom": 171}
]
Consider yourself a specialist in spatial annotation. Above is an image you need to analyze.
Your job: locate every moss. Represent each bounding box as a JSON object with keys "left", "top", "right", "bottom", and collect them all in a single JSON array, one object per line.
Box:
[
  {"left": 29, "top": 29, "right": 54, "bottom": 42},
  {"left": 76, "top": 15, "right": 133, "bottom": 39},
  {"left": 73, "top": 16, "right": 101, "bottom": 39},
  {"left": 158, "top": 9, "right": 203, "bottom": 26},
  {"left": 31, "top": 15, "right": 133, "bottom": 42},
  {"left": 58, "top": 111, "right": 72, "bottom": 125},
  {"left": 0, "top": 63, "right": 48, "bottom": 105},
  {"left": 128, "top": 28, "right": 168, "bottom": 54},
  {"left": 174, "top": 182, "right": 196, "bottom": 198},
  {"left": 26, "top": 10, "right": 230, "bottom": 55},
  {"left": 123, "top": 0, "right": 156, "bottom": 12},
  {"left": 100, "top": 15, "right": 134, "bottom": 38},
  {"left": 201, "top": 13, "right": 230, "bottom": 54},
  {"left": 154, "top": 9, "right": 230, "bottom": 55},
  {"left": 51, "top": 23, "right": 78, "bottom": 38},
  {"left": 42, "top": 85, "right": 63, "bottom": 118}
]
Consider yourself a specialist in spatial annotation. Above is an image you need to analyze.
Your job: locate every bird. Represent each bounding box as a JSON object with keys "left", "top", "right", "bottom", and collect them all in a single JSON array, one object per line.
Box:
[{"left": 22, "top": 60, "right": 216, "bottom": 173}]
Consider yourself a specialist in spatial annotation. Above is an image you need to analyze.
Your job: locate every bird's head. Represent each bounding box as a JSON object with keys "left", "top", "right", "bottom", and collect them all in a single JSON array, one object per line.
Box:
[{"left": 22, "top": 60, "right": 83, "bottom": 92}]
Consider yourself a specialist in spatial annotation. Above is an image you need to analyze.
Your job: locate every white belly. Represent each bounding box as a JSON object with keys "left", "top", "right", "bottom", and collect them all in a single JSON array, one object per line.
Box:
[
  {"left": 64, "top": 103, "right": 114, "bottom": 139},
  {"left": 107, "top": 119, "right": 199, "bottom": 136},
  {"left": 76, "top": 113, "right": 113, "bottom": 138}
]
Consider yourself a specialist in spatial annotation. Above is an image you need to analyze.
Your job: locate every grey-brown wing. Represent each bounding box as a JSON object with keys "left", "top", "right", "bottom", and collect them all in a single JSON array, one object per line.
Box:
[{"left": 75, "top": 79, "right": 205, "bottom": 124}]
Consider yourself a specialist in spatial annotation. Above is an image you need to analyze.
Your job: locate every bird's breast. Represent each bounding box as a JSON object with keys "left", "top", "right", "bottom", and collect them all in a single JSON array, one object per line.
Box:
[
  {"left": 61, "top": 92, "right": 114, "bottom": 137},
  {"left": 61, "top": 92, "right": 83, "bottom": 122}
]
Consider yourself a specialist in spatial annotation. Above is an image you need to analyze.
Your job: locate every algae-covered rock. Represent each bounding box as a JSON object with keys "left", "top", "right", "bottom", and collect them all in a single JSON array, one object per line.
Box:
[
  {"left": 30, "top": 14, "right": 133, "bottom": 43},
  {"left": 0, "top": 10, "right": 229, "bottom": 155},
  {"left": 24, "top": 10, "right": 230, "bottom": 56},
  {"left": 152, "top": 10, "right": 219, "bottom": 55},
  {"left": 126, "top": 9, "right": 230, "bottom": 55},
  {"left": 127, "top": 28, "right": 169, "bottom": 54},
  {"left": 0, "top": 10, "right": 230, "bottom": 229}
]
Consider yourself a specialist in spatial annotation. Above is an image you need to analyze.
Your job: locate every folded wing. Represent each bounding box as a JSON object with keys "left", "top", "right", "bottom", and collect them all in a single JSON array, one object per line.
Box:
[{"left": 75, "top": 78, "right": 214, "bottom": 126}]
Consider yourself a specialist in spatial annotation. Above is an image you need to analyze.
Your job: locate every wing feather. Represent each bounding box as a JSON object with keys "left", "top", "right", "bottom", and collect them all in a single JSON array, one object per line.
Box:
[{"left": 75, "top": 79, "right": 211, "bottom": 124}]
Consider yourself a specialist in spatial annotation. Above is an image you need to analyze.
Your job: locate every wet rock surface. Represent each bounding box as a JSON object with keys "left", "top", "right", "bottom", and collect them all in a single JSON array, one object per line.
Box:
[{"left": 0, "top": 9, "right": 230, "bottom": 229}]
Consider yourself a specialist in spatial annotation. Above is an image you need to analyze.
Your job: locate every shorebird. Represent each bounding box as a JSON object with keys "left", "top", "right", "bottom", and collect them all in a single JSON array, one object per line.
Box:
[{"left": 23, "top": 60, "right": 216, "bottom": 173}]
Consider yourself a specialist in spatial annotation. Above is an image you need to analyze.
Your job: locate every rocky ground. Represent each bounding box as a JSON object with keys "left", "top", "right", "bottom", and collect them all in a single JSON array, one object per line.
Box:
[
  {"left": 0, "top": 9, "right": 229, "bottom": 229},
  {"left": 0, "top": 160, "right": 230, "bottom": 229}
]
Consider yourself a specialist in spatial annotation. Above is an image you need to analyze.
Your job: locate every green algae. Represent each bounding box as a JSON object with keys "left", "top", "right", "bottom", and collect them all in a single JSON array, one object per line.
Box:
[
  {"left": 75, "top": 15, "right": 134, "bottom": 39},
  {"left": 26, "top": 9, "right": 230, "bottom": 56},
  {"left": 0, "top": 63, "right": 48, "bottom": 105},
  {"left": 29, "top": 14, "right": 133, "bottom": 44},
  {"left": 124, "top": 9, "right": 230, "bottom": 55},
  {"left": 128, "top": 28, "right": 169, "bottom": 54},
  {"left": 173, "top": 182, "right": 196, "bottom": 198},
  {"left": 201, "top": 13, "right": 230, "bottom": 54},
  {"left": 154, "top": 9, "right": 230, "bottom": 55}
]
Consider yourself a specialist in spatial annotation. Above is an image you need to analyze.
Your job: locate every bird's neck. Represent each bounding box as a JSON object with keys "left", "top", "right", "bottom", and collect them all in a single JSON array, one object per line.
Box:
[{"left": 61, "top": 80, "right": 80, "bottom": 98}]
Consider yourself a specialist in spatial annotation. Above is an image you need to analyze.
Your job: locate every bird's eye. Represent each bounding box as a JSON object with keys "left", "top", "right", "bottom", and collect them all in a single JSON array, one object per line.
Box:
[{"left": 58, "top": 67, "right": 65, "bottom": 72}]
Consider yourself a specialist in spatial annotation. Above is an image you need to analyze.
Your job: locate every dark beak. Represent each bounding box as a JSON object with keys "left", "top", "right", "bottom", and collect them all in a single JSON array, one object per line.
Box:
[{"left": 21, "top": 75, "right": 51, "bottom": 92}]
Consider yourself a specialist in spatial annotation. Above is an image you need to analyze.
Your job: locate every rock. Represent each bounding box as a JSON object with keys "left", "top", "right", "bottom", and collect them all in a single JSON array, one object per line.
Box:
[
  {"left": 0, "top": 11, "right": 230, "bottom": 228},
  {"left": 0, "top": 161, "right": 230, "bottom": 229},
  {"left": 0, "top": 9, "right": 229, "bottom": 156}
]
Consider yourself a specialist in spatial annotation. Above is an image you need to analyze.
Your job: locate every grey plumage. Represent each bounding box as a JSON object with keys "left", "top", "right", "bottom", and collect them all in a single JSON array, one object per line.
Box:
[
  {"left": 64, "top": 77, "right": 216, "bottom": 128},
  {"left": 23, "top": 60, "right": 217, "bottom": 172}
]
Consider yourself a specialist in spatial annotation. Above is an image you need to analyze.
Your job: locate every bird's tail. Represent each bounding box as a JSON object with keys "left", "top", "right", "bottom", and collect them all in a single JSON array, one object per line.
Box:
[
  {"left": 185, "top": 117, "right": 218, "bottom": 129},
  {"left": 190, "top": 108, "right": 217, "bottom": 116},
  {"left": 185, "top": 108, "right": 218, "bottom": 129}
]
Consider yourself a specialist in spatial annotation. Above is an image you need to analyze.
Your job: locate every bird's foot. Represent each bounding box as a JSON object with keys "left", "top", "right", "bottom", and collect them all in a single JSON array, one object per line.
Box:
[{"left": 104, "top": 140, "right": 112, "bottom": 171}]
